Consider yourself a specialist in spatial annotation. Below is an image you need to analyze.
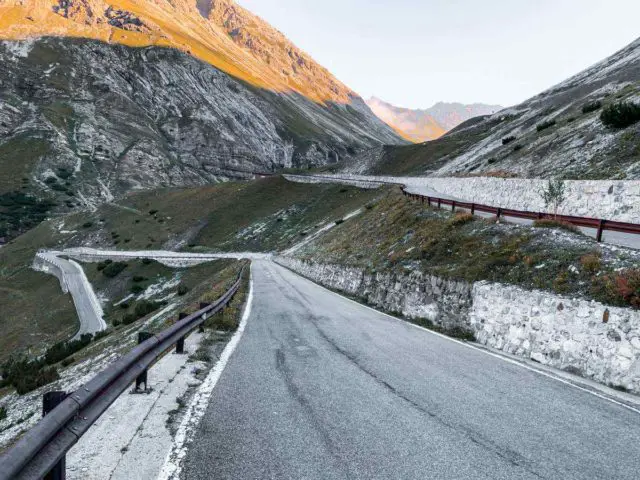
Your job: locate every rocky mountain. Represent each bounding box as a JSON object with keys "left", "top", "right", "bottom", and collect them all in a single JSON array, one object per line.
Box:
[
  {"left": 365, "top": 97, "right": 501, "bottom": 143},
  {"left": 0, "top": 0, "right": 402, "bottom": 231},
  {"left": 350, "top": 38, "right": 640, "bottom": 179}
]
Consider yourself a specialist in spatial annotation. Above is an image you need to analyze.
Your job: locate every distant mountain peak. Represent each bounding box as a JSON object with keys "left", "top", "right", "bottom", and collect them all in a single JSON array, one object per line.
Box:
[{"left": 366, "top": 97, "right": 502, "bottom": 143}]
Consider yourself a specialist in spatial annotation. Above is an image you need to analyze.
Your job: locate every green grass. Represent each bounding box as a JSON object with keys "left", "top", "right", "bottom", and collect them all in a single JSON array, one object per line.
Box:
[{"left": 0, "top": 136, "right": 51, "bottom": 194}]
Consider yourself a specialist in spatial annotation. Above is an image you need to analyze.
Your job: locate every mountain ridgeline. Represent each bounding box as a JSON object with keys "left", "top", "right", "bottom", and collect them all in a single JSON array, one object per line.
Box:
[
  {"left": 0, "top": 0, "right": 402, "bottom": 215},
  {"left": 348, "top": 38, "right": 640, "bottom": 178}
]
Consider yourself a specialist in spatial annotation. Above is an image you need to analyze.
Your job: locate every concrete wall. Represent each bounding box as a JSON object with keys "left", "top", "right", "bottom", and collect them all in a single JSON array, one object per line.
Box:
[{"left": 278, "top": 257, "right": 640, "bottom": 393}]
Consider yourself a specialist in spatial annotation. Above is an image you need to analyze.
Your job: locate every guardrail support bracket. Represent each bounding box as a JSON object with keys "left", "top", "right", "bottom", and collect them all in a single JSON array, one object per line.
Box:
[
  {"left": 176, "top": 313, "right": 189, "bottom": 354},
  {"left": 597, "top": 220, "right": 606, "bottom": 242},
  {"left": 43, "top": 391, "right": 68, "bottom": 480},
  {"left": 134, "top": 332, "right": 154, "bottom": 393}
]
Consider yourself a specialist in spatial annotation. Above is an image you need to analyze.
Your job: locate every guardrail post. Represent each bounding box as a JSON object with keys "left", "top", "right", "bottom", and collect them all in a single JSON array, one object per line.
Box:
[
  {"left": 135, "top": 332, "right": 154, "bottom": 392},
  {"left": 597, "top": 220, "right": 606, "bottom": 242},
  {"left": 471, "top": 203, "right": 475, "bottom": 215},
  {"left": 437, "top": 199, "right": 442, "bottom": 209},
  {"left": 496, "top": 208, "right": 502, "bottom": 220},
  {"left": 43, "top": 391, "right": 68, "bottom": 480},
  {"left": 176, "top": 313, "right": 188, "bottom": 354},
  {"left": 421, "top": 196, "right": 424, "bottom": 204},
  {"left": 199, "top": 303, "right": 211, "bottom": 332},
  {"left": 452, "top": 201, "right": 456, "bottom": 212},
  {"left": 427, "top": 197, "right": 431, "bottom": 207}
]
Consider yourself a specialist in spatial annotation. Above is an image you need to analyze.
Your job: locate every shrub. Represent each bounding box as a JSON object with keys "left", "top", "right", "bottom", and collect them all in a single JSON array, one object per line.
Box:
[
  {"left": 335, "top": 219, "right": 345, "bottom": 225},
  {"left": 149, "top": 209, "right": 159, "bottom": 215},
  {"left": 533, "top": 219, "right": 580, "bottom": 234},
  {"left": 44, "top": 333, "right": 93, "bottom": 365},
  {"left": 539, "top": 178, "right": 566, "bottom": 217},
  {"left": 0, "top": 406, "right": 6, "bottom": 421},
  {"left": 102, "top": 262, "right": 128, "bottom": 278},
  {"left": 513, "top": 144, "right": 523, "bottom": 152},
  {"left": 177, "top": 284, "right": 189, "bottom": 296},
  {"left": 595, "top": 269, "right": 640, "bottom": 309},
  {"left": 448, "top": 212, "right": 474, "bottom": 227},
  {"left": 566, "top": 117, "right": 576, "bottom": 123},
  {"left": 142, "top": 258, "right": 153, "bottom": 265},
  {"left": 487, "top": 158, "right": 497, "bottom": 164},
  {"left": 1, "top": 357, "right": 60, "bottom": 395},
  {"left": 131, "top": 284, "right": 145, "bottom": 294},
  {"left": 132, "top": 276, "right": 147, "bottom": 283},
  {"left": 61, "top": 357, "right": 75, "bottom": 368},
  {"left": 135, "top": 300, "right": 160, "bottom": 318},
  {"left": 502, "top": 136, "right": 516, "bottom": 145},
  {"left": 82, "top": 221, "right": 93, "bottom": 228},
  {"left": 536, "top": 119, "right": 557, "bottom": 132},
  {"left": 582, "top": 100, "right": 602, "bottom": 114},
  {"left": 580, "top": 253, "right": 602, "bottom": 274},
  {"left": 600, "top": 102, "right": 640, "bottom": 128}
]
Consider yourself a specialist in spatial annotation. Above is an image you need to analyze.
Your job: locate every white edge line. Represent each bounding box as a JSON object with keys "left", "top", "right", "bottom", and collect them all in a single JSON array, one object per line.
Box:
[
  {"left": 273, "top": 260, "right": 640, "bottom": 416},
  {"left": 157, "top": 264, "right": 254, "bottom": 480}
]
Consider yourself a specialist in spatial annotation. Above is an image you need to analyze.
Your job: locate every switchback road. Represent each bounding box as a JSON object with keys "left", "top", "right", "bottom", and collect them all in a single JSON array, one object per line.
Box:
[{"left": 181, "top": 260, "right": 640, "bottom": 480}]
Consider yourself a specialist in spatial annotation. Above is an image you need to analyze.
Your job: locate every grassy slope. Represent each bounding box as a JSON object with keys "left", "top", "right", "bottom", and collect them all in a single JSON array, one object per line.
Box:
[
  {"left": 0, "top": 177, "right": 381, "bottom": 358},
  {"left": 293, "top": 189, "right": 639, "bottom": 309}
]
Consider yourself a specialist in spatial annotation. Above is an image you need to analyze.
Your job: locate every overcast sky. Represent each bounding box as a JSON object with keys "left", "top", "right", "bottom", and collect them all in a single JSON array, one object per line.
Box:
[{"left": 236, "top": 0, "right": 640, "bottom": 109}]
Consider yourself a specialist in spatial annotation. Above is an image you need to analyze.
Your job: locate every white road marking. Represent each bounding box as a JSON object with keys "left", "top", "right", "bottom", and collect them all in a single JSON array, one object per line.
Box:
[{"left": 157, "top": 265, "right": 254, "bottom": 480}]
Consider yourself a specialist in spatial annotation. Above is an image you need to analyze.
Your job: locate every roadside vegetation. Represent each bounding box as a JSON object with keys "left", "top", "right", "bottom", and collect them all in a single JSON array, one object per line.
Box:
[{"left": 293, "top": 189, "right": 640, "bottom": 309}]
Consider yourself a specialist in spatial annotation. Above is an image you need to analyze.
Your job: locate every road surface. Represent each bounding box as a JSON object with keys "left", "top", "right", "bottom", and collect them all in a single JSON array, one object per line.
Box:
[
  {"left": 34, "top": 252, "right": 106, "bottom": 339},
  {"left": 181, "top": 260, "right": 640, "bottom": 479}
]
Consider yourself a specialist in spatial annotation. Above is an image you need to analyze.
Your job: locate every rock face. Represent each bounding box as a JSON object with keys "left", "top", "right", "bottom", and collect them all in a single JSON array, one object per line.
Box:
[
  {"left": 278, "top": 257, "right": 640, "bottom": 393},
  {"left": 0, "top": 37, "right": 400, "bottom": 209},
  {"left": 366, "top": 97, "right": 501, "bottom": 143}
]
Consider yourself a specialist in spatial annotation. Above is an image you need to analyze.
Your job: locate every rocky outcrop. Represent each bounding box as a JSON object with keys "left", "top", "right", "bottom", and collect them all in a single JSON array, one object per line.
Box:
[{"left": 0, "top": 37, "right": 399, "bottom": 208}]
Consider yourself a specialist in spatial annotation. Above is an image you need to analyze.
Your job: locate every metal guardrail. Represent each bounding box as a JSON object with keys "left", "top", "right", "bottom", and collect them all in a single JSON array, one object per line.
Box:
[
  {"left": 400, "top": 190, "right": 640, "bottom": 242},
  {"left": 0, "top": 268, "right": 246, "bottom": 480},
  {"left": 285, "top": 173, "right": 640, "bottom": 241}
]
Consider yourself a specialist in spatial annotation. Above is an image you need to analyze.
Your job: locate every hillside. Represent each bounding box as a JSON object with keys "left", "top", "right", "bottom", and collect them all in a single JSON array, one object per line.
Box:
[
  {"left": 351, "top": 39, "right": 640, "bottom": 178},
  {"left": 0, "top": 1, "right": 402, "bottom": 240},
  {"left": 365, "top": 97, "right": 501, "bottom": 143}
]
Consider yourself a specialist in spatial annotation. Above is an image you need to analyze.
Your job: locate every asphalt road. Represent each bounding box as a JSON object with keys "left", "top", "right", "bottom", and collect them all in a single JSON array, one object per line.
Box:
[
  {"left": 36, "top": 252, "right": 106, "bottom": 339},
  {"left": 181, "top": 260, "right": 640, "bottom": 480}
]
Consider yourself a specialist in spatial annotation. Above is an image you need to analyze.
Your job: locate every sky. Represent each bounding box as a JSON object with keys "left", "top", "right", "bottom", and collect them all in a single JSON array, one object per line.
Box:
[{"left": 236, "top": 0, "right": 640, "bottom": 109}]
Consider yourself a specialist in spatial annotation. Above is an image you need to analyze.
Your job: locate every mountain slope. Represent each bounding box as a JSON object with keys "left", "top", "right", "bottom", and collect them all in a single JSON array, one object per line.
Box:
[
  {"left": 365, "top": 97, "right": 501, "bottom": 143},
  {"left": 0, "top": 0, "right": 354, "bottom": 104},
  {"left": 0, "top": 0, "right": 403, "bottom": 238},
  {"left": 352, "top": 39, "right": 640, "bottom": 179}
]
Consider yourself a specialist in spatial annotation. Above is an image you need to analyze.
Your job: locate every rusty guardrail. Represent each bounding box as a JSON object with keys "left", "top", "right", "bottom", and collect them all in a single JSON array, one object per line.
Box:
[
  {"left": 0, "top": 268, "right": 246, "bottom": 480},
  {"left": 401, "top": 190, "right": 640, "bottom": 242}
]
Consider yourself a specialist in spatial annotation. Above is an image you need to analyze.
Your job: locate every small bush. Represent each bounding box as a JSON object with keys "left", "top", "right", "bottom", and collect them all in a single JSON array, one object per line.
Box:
[
  {"left": 102, "top": 262, "right": 128, "bottom": 278},
  {"left": 448, "top": 212, "right": 474, "bottom": 227},
  {"left": 536, "top": 119, "right": 557, "bottom": 132},
  {"left": 61, "top": 357, "right": 75, "bottom": 368},
  {"left": 600, "top": 102, "right": 640, "bottom": 128},
  {"left": 142, "top": 258, "right": 153, "bottom": 265},
  {"left": 177, "top": 284, "right": 189, "bottom": 296},
  {"left": 580, "top": 253, "right": 602, "bottom": 274},
  {"left": 365, "top": 203, "right": 375, "bottom": 210},
  {"left": 533, "top": 219, "right": 580, "bottom": 234},
  {"left": 82, "top": 221, "right": 93, "bottom": 229},
  {"left": 335, "top": 219, "right": 345, "bottom": 225},
  {"left": 132, "top": 276, "right": 147, "bottom": 283},
  {"left": 582, "top": 101, "right": 602, "bottom": 114},
  {"left": 595, "top": 269, "right": 640, "bottom": 309},
  {"left": 502, "top": 136, "right": 516, "bottom": 145},
  {"left": 149, "top": 209, "right": 159, "bottom": 215},
  {"left": 44, "top": 333, "right": 93, "bottom": 365},
  {"left": 566, "top": 117, "right": 576, "bottom": 123},
  {"left": 135, "top": 300, "right": 160, "bottom": 318},
  {"left": 1, "top": 357, "right": 60, "bottom": 395},
  {"left": 513, "top": 144, "right": 523, "bottom": 152},
  {"left": 131, "top": 284, "right": 145, "bottom": 294},
  {"left": 0, "top": 406, "right": 6, "bottom": 421}
]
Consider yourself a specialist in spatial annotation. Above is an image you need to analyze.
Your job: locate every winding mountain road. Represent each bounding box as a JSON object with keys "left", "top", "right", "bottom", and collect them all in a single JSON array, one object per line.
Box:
[{"left": 181, "top": 260, "right": 640, "bottom": 480}]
